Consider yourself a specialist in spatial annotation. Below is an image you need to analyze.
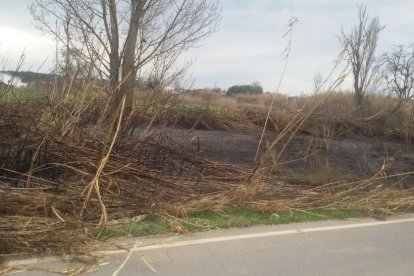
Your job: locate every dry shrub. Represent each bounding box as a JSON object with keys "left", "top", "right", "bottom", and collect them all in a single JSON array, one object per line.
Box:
[
  {"left": 241, "top": 92, "right": 414, "bottom": 142},
  {"left": 160, "top": 167, "right": 414, "bottom": 217},
  {"left": 129, "top": 92, "right": 256, "bottom": 131},
  {"left": 0, "top": 216, "right": 94, "bottom": 255},
  {"left": 138, "top": 90, "right": 413, "bottom": 142},
  {"left": 0, "top": 93, "right": 253, "bottom": 254},
  {"left": 181, "top": 90, "right": 238, "bottom": 111},
  {"left": 235, "top": 93, "right": 288, "bottom": 109},
  {"left": 198, "top": 90, "right": 221, "bottom": 103},
  {"left": 1, "top": 75, "right": 413, "bottom": 258}
]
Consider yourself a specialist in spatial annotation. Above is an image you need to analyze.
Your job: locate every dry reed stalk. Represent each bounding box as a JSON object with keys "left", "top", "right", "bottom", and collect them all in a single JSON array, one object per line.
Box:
[
  {"left": 252, "top": 68, "right": 350, "bottom": 183},
  {"left": 255, "top": 17, "right": 297, "bottom": 162},
  {"left": 81, "top": 96, "right": 126, "bottom": 225},
  {"left": 0, "top": 258, "right": 9, "bottom": 275},
  {"left": 110, "top": 239, "right": 157, "bottom": 276}
]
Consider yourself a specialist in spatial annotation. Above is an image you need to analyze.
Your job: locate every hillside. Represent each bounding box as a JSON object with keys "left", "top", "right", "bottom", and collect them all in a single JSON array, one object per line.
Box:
[{"left": 0, "top": 71, "right": 54, "bottom": 83}]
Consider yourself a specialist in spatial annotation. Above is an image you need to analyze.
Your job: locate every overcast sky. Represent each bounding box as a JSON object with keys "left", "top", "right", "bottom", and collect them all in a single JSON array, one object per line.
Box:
[{"left": 0, "top": 0, "right": 413, "bottom": 95}]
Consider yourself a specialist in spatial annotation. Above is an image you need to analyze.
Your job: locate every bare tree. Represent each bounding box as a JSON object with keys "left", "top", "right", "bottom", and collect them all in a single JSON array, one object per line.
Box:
[
  {"left": 339, "top": 4, "right": 384, "bottom": 108},
  {"left": 313, "top": 72, "right": 322, "bottom": 94},
  {"left": 31, "top": 0, "right": 221, "bottom": 115},
  {"left": 380, "top": 45, "right": 414, "bottom": 110},
  {"left": 145, "top": 45, "right": 193, "bottom": 89}
]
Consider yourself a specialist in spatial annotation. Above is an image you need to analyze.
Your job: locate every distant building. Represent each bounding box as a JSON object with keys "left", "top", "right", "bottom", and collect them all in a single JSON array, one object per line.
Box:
[
  {"left": 162, "top": 85, "right": 182, "bottom": 94},
  {"left": 0, "top": 72, "right": 28, "bottom": 88}
]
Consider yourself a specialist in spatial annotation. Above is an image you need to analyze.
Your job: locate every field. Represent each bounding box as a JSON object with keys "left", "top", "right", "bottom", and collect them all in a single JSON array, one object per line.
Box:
[{"left": 1, "top": 82, "right": 414, "bottom": 258}]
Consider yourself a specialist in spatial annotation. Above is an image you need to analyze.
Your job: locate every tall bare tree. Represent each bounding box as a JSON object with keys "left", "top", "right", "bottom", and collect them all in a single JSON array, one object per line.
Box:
[
  {"left": 313, "top": 72, "right": 323, "bottom": 94},
  {"left": 380, "top": 45, "right": 414, "bottom": 111},
  {"left": 339, "top": 4, "right": 384, "bottom": 108},
  {"left": 31, "top": 0, "right": 221, "bottom": 115}
]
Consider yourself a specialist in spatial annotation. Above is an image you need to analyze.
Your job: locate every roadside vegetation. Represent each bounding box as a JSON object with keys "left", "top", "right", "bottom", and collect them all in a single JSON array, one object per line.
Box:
[
  {"left": 0, "top": 2, "right": 413, "bottom": 264},
  {"left": 95, "top": 209, "right": 368, "bottom": 240}
]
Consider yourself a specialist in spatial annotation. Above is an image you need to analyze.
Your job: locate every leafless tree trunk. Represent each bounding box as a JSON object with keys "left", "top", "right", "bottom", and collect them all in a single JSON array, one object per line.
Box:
[
  {"left": 339, "top": 4, "right": 384, "bottom": 108},
  {"left": 106, "top": 0, "right": 120, "bottom": 92},
  {"left": 119, "top": 0, "right": 142, "bottom": 115},
  {"left": 63, "top": 10, "right": 71, "bottom": 80}
]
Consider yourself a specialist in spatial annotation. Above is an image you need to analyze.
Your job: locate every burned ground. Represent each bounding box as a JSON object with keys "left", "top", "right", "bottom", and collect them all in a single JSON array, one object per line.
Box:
[{"left": 166, "top": 128, "right": 414, "bottom": 185}]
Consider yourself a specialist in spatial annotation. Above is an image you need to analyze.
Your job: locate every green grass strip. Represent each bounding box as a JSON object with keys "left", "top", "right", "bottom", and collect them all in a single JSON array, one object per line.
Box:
[{"left": 93, "top": 209, "right": 367, "bottom": 240}]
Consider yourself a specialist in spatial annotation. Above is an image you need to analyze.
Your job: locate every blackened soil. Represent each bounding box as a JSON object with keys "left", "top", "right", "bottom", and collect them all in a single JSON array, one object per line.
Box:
[{"left": 164, "top": 128, "right": 414, "bottom": 184}]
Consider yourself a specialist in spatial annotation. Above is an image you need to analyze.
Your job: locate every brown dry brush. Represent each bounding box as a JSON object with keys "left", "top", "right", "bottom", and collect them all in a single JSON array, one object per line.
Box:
[
  {"left": 243, "top": 101, "right": 414, "bottom": 142},
  {"left": 1, "top": 83, "right": 414, "bottom": 257},
  {"left": 0, "top": 93, "right": 250, "bottom": 255},
  {"left": 131, "top": 101, "right": 256, "bottom": 131},
  {"left": 242, "top": 90, "right": 414, "bottom": 215}
]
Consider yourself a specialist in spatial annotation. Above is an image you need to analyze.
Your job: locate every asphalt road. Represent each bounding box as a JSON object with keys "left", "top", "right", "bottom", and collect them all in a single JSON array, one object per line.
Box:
[{"left": 7, "top": 214, "right": 414, "bottom": 276}]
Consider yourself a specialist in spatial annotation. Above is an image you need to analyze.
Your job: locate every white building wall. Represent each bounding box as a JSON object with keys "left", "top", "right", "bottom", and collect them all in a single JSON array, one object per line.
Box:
[{"left": 0, "top": 73, "right": 27, "bottom": 88}]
